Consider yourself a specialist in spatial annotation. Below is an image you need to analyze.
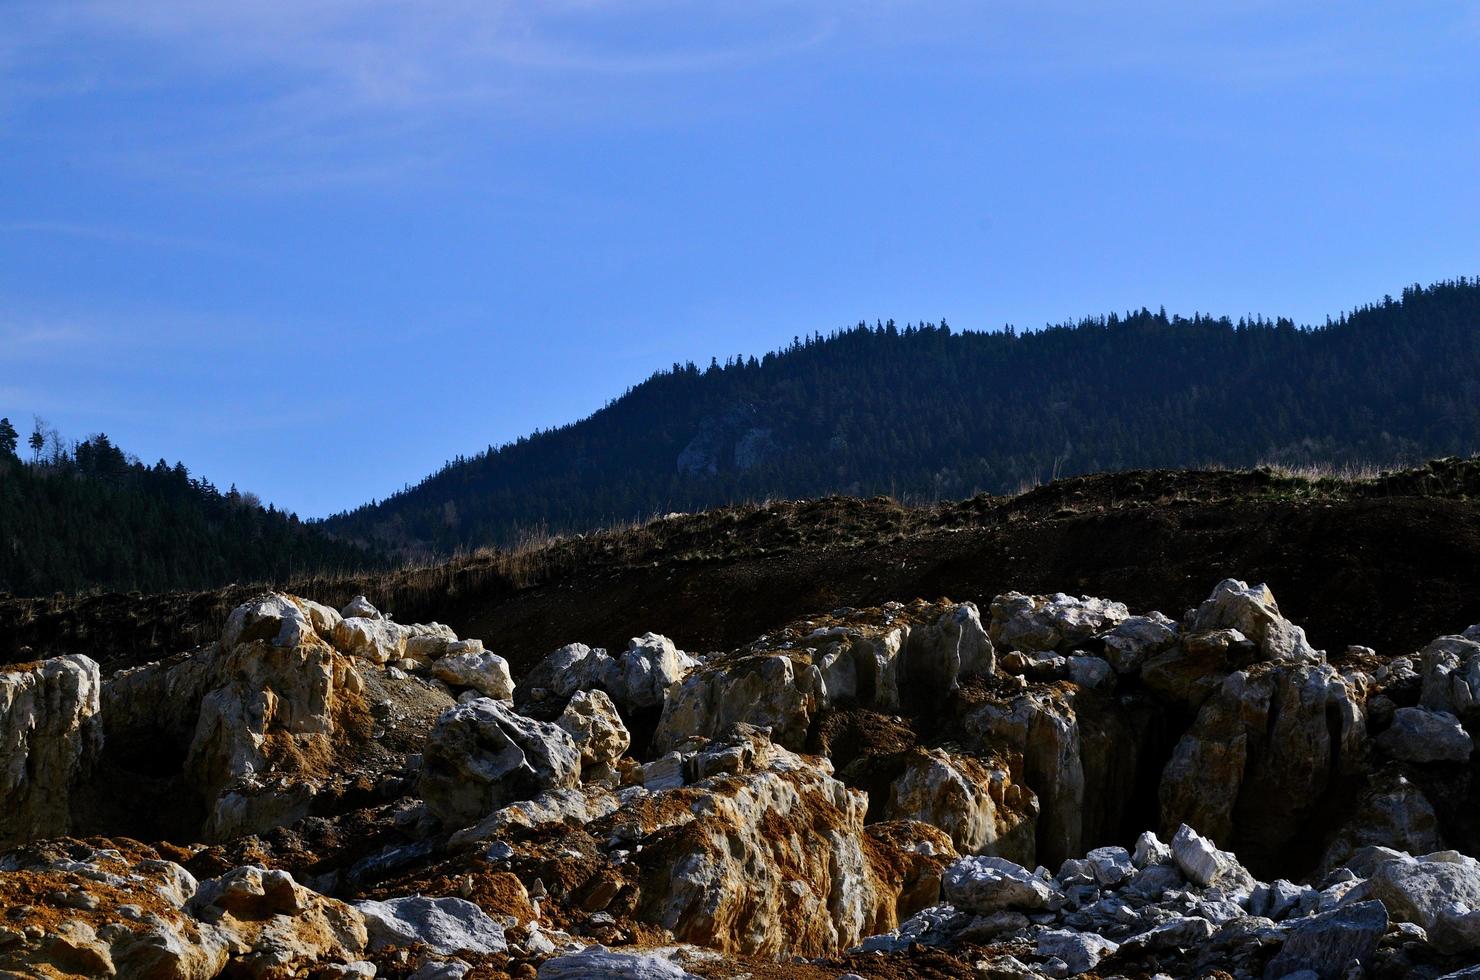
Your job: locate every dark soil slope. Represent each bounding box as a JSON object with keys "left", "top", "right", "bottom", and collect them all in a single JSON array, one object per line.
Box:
[{"left": 6, "top": 459, "right": 1480, "bottom": 674}]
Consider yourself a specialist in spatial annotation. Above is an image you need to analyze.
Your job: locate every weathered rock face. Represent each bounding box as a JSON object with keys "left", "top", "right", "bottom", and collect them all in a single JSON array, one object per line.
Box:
[
  {"left": 1321, "top": 771, "right": 1444, "bottom": 873},
  {"left": 1186, "top": 578, "right": 1322, "bottom": 663},
  {"left": 88, "top": 592, "right": 497, "bottom": 842},
  {"left": 185, "top": 624, "right": 371, "bottom": 840},
  {"left": 419, "top": 697, "right": 581, "bottom": 830},
  {"left": 652, "top": 650, "right": 824, "bottom": 753},
  {"left": 15, "top": 580, "right": 1480, "bottom": 977},
  {"left": 0, "top": 656, "right": 103, "bottom": 848},
  {"left": 989, "top": 592, "right": 1130, "bottom": 654},
  {"left": 963, "top": 684, "right": 1151, "bottom": 870},
  {"left": 1378, "top": 706, "right": 1474, "bottom": 763},
  {"left": 0, "top": 840, "right": 371, "bottom": 979},
  {"left": 1160, "top": 660, "right": 1365, "bottom": 866},
  {"left": 520, "top": 634, "right": 697, "bottom": 718},
  {"left": 1419, "top": 634, "right": 1480, "bottom": 721},
  {"left": 556, "top": 689, "right": 631, "bottom": 779},
  {"left": 627, "top": 728, "right": 956, "bottom": 957},
  {"left": 652, "top": 601, "right": 993, "bottom": 754},
  {"left": 429, "top": 649, "right": 515, "bottom": 701},
  {"left": 883, "top": 747, "right": 1037, "bottom": 862}
]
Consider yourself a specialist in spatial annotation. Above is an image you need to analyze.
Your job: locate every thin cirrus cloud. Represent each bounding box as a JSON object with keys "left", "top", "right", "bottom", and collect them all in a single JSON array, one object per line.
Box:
[
  {"left": 8, "top": 1, "right": 1455, "bottom": 192},
  {"left": 2, "top": 1, "right": 853, "bottom": 189}
]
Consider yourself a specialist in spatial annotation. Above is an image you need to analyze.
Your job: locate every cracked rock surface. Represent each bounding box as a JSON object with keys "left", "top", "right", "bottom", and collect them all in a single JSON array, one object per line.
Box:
[{"left": 6, "top": 578, "right": 1480, "bottom": 977}]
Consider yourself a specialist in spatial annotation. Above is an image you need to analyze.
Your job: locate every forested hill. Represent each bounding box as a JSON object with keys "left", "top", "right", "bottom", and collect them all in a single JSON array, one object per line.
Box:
[
  {"left": 0, "top": 428, "right": 382, "bottom": 595},
  {"left": 323, "top": 279, "right": 1480, "bottom": 555}
]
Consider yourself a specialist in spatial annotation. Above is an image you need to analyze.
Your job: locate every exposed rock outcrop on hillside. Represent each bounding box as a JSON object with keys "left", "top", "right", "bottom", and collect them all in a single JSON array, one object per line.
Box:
[{"left": 5, "top": 580, "right": 1480, "bottom": 977}]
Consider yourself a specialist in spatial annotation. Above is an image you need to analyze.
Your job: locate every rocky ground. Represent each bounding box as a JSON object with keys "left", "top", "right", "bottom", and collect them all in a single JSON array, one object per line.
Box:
[
  {"left": 5, "top": 463, "right": 1480, "bottom": 978},
  {"left": 4, "top": 566, "right": 1480, "bottom": 978}
]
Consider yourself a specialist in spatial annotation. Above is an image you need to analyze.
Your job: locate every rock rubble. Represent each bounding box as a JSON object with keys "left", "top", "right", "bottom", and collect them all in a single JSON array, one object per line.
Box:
[{"left": 4, "top": 578, "right": 1480, "bottom": 977}]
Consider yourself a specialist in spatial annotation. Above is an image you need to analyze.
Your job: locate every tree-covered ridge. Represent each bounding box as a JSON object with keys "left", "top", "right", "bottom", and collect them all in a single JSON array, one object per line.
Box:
[
  {"left": 0, "top": 427, "right": 381, "bottom": 595},
  {"left": 324, "top": 279, "right": 1480, "bottom": 554}
]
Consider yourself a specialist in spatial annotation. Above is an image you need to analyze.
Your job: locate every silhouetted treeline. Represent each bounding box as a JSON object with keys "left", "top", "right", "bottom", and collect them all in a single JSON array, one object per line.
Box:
[
  {"left": 0, "top": 428, "right": 382, "bottom": 595},
  {"left": 324, "top": 279, "right": 1480, "bottom": 553}
]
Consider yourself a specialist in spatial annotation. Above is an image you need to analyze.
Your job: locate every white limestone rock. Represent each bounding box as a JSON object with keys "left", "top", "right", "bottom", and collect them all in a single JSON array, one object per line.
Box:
[
  {"left": 1184, "top": 579, "right": 1320, "bottom": 663},
  {"left": 1102, "top": 612, "right": 1179, "bottom": 674},
  {"left": 355, "top": 895, "right": 506, "bottom": 954},
  {"left": 1368, "top": 850, "right": 1480, "bottom": 940},
  {"left": 419, "top": 698, "right": 580, "bottom": 830},
  {"left": 942, "top": 855, "right": 1058, "bottom": 914},
  {"left": 1378, "top": 707, "right": 1474, "bottom": 764},
  {"left": 883, "top": 747, "right": 1037, "bottom": 862},
  {"left": 340, "top": 595, "right": 381, "bottom": 620},
  {"left": 988, "top": 592, "right": 1130, "bottom": 654},
  {"left": 1036, "top": 928, "right": 1118, "bottom": 975},
  {"left": 556, "top": 689, "right": 631, "bottom": 773},
  {"left": 1169, "top": 824, "right": 1249, "bottom": 890},
  {"left": 431, "top": 650, "right": 515, "bottom": 701},
  {"left": 537, "top": 946, "right": 700, "bottom": 979},
  {"left": 0, "top": 655, "right": 102, "bottom": 846}
]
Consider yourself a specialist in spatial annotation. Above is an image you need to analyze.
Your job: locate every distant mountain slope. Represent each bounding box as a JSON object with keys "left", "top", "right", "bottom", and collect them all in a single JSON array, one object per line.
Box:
[
  {"left": 0, "top": 431, "right": 382, "bottom": 595},
  {"left": 324, "top": 279, "right": 1480, "bottom": 553}
]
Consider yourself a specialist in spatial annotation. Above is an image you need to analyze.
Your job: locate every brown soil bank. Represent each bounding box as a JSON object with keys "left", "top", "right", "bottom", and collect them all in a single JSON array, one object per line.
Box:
[{"left": 6, "top": 458, "right": 1480, "bottom": 674}]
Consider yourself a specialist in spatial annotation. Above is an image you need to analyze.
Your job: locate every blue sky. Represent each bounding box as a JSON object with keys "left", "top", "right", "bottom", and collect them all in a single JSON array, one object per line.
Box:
[{"left": 4, "top": 2, "right": 1479, "bottom": 517}]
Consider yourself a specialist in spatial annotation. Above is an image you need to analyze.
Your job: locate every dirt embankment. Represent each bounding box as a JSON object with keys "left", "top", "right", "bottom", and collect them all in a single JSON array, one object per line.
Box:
[{"left": 5, "top": 460, "right": 1480, "bottom": 675}]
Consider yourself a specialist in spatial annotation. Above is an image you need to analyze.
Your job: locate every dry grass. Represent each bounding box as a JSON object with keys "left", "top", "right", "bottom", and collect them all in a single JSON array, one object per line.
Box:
[{"left": 1255, "top": 460, "right": 1386, "bottom": 483}]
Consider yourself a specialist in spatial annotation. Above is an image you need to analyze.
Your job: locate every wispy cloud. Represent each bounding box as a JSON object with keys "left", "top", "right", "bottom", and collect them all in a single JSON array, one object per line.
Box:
[
  {"left": 2, "top": 1, "right": 851, "bottom": 190},
  {"left": 3, "top": 1, "right": 1472, "bottom": 192}
]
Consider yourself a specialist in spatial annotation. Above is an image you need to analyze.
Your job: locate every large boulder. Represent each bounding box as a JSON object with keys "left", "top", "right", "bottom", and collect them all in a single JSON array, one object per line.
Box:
[
  {"left": 521, "top": 635, "right": 696, "bottom": 716},
  {"left": 1378, "top": 706, "right": 1473, "bottom": 763},
  {"left": 1263, "top": 900, "right": 1388, "bottom": 980},
  {"left": 1168, "top": 823, "right": 1254, "bottom": 891},
  {"left": 184, "top": 618, "right": 371, "bottom": 840},
  {"left": 331, "top": 617, "right": 415, "bottom": 665},
  {"left": 1320, "top": 772, "right": 1443, "bottom": 873},
  {"left": 883, "top": 747, "right": 1037, "bottom": 862},
  {"left": 556, "top": 689, "right": 631, "bottom": 777},
  {"left": 1159, "top": 660, "right": 1364, "bottom": 864},
  {"left": 941, "top": 855, "right": 1058, "bottom": 913},
  {"left": 608, "top": 633, "right": 699, "bottom": 710},
  {"left": 430, "top": 650, "right": 515, "bottom": 701},
  {"left": 1140, "top": 627, "right": 1256, "bottom": 712},
  {"left": 1184, "top": 578, "right": 1320, "bottom": 662},
  {"left": 630, "top": 728, "right": 956, "bottom": 957},
  {"left": 1101, "top": 612, "right": 1179, "bottom": 674},
  {"left": 1419, "top": 634, "right": 1480, "bottom": 720},
  {"left": 221, "top": 593, "right": 329, "bottom": 650},
  {"left": 419, "top": 698, "right": 580, "bottom": 829},
  {"left": 1368, "top": 850, "right": 1480, "bottom": 945},
  {"left": 354, "top": 896, "right": 506, "bottom": 954},
  {"left": 0, "top": 655, "right": 102, "bottom": 847},
  {"left": 988, "top": 592, "right": 1129, "bottom": 654},
  {"left": 190, "top": 865, "right": 369, "bottom": 975},
  {"left": 522, "top": 642, "right": 612, "bottom": 702},
  {"left": 652, "top": 651, "right": 824, "bottom": 753}
]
